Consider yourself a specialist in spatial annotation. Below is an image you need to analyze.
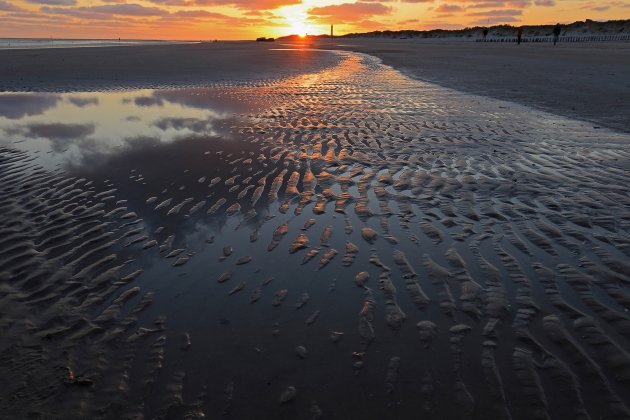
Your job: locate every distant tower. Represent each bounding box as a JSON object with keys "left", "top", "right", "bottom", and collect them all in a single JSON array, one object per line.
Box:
[{"left": 331, "top": 25, "right": 334, "bottom": 38}]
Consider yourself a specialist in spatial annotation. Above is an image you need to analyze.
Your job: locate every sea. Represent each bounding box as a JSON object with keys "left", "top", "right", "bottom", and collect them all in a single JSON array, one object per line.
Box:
[{"left": 0, "top": 38, "right": 195, "bottom": 50}]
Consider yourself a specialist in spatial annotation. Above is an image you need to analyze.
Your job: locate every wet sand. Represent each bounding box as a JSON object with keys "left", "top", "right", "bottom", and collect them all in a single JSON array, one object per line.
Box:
[
  {"left": 1, "top": 44, "right": 630, "bottom": 419},
  {"left": 2, "top": 41, "right": 630, "bottom": 134},
  {"left": 0, "top": 42, "right": 339, "bottom": 91},
  {"left": 315, "top": 39, "right": 630, "bottom": 133}
]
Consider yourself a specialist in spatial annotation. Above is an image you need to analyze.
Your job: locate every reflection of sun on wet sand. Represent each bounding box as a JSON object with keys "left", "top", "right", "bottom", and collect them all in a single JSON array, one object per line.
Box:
[{"left": 0, "top": 41, "right": 629, "bottom": 419}]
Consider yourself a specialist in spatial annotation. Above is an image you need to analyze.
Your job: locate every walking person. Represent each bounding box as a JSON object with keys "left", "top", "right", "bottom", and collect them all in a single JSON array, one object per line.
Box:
[
  {"left": 553, "top": 23, "right": 561, "bottom": 45},
  {"left": 517, "top": 26, "right": 523, "bottom": 45},
  {"left": 482, "top": 27, "right": 488, "bottom": 41}
]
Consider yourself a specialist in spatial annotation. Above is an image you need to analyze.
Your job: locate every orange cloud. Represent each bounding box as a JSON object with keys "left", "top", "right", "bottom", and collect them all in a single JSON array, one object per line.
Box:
[
  {"left": 308, "top": 2, "right": 392, "bottom": 24},
  {"left": 181, "top": 0, "right": 301, "bottom": 9},
  {"left": 0, "top": 0, "right": 25, "bottom": 11}
]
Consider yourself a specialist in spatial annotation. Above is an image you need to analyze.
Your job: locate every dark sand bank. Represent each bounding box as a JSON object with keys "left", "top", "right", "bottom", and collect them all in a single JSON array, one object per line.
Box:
[
  {"left": 312, "top": 39, "right": 630, "bottom": 133},
  {"left": 0, "top": 42, "right": 339, "bottom": 91}
]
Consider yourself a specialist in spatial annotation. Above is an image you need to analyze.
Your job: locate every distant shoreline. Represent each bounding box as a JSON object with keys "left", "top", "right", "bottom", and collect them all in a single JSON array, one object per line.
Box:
[
  {"left": 0, "top": 38, "right": 197, "bottom": 51},
  {"left": 278, "top": 18, "right": 630, "bottom": 41}
]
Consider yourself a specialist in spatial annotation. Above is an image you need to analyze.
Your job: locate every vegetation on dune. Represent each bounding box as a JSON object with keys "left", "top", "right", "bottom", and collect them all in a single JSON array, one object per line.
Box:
[{"left": 276, "top": 19, "right": 630, "bottom": 40}]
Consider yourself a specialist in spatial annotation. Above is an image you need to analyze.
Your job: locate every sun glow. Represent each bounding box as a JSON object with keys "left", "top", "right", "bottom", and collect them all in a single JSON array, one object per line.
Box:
[
  {"left": 289, "top": 20, "right": 308, "bottom": 37},
  {"left": 278, "top": 5, "right": 321, "bottom": 38}
]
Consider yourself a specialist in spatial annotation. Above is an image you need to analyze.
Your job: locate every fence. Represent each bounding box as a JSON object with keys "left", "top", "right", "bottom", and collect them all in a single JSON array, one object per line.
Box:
[{"left": 476, "top": 34, "right": 630, "bottom": 43}]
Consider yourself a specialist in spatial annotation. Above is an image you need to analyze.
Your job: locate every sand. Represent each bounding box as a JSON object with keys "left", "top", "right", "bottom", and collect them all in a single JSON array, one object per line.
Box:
[
  {"left": 0, "top": 42, "right": 339, "bottom": 91},
  {"left": 314, "top": 39, "right": 630, "bottom": 133},
  {"left": 2, "top": 40, "right": 629, "bottom": 132},
  {"left": 1, "top": 42, "right": 629, "bottom": 419}
]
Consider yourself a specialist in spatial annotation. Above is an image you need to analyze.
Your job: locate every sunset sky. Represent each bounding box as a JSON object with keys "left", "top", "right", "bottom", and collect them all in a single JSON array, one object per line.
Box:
[{"left": 1, "top": 0, "right": 628, "bottom": 40}]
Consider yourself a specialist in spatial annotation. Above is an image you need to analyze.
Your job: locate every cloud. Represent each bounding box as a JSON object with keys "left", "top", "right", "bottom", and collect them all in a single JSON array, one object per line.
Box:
[
  {"left": 0, "top": 94, "right": 61, "bottom": 119},
  {"left": 166, "top": 0, "right": 301, "bottom": 10},
  {"left": 134, "top": 96, "right": 164, "bottom": 107},
  {"left": 308, "top": 2, "right": 392, "bottom": 24},
  {"left": 22, "top": 122, "right": 96, "bottom": 140},
  {"left": 154, "top": 117, "right": 215, "bottom": 134},
  {"left": 470, "top": 16, "right": 520, "bottom": 24},
  {"left": 442, "top": 0, "right": 531, "bottom": 6},
  {"left": 38, "top": 2, "right": 270, "bottom": 27},
  {"left": 68, "top": 97, "right": 99, "bottom": 107},
  {"left": 506, "top": 0, "right": 531, "bottom": 7},
  {"left": 8, "top": 122, "right": 96, "bottom": 153},
  {"left": 152, "top": 89, "right": 253, "bottom": 113},
  {"left": 25, "top": 0, "right": 77, "bottom": 5},
  {"left": 0, "top": 0, "right": 25, "bottom": 11},
  {"left": 79, "top": 3, "right": 166, "bottom": 16},
  {"left": 41, "top": 3, "right": 167, "bottom": 18},
  {"left": 145, "top": 0, "right": 187, "bottom": 5},
  {"left": 467, "top": 8, "right": 523, "bottom": 16},
  {"left": 436, "top": 4, "right": 463, "bottom": 13},
  {"left": 465, "top": 2, "right": 505, "bottom": 8}
]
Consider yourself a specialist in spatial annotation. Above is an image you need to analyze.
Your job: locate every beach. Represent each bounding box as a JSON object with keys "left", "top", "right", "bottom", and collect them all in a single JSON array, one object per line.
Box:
[
  {"left": 0, "top": 41, "right": 629, "bottom": 419},
  {"left": 317, "top": 39, "right": 630, "bottom": 133},
  {"left": 2, "top": 40, "right": 629, "bottom": 131},
  {"left": 0, "top": 42, "right": 340, "bottom": 91}
]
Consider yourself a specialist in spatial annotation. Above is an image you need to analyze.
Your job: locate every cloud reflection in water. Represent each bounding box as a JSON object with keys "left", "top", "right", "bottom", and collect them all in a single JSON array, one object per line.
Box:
[{"left": 0, "top": 87, "right": 259, "bottom": 170}]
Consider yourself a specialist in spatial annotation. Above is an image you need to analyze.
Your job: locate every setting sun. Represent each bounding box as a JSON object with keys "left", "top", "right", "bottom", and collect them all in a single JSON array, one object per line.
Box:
[
  {"left": 278, "top": 5, "right": 322, "bottom": 38},
  {"left": 289, "top": 21, "right": 308, "bottom": 37}
]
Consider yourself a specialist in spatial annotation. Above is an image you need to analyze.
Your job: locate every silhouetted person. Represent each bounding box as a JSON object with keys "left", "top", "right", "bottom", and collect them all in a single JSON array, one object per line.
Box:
[
  {"left": 553, "top": 23, "right": 561, "bottom": 45},
  {"left": 482, "top": 27, "right": 489, "bottom": 41},
  {"left": 517, "top": 27, "right": 523, "bottom": 45}
]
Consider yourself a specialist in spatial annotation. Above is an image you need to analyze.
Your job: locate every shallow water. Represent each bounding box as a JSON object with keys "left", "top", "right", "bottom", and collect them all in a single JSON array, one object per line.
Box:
[{"left": 1, "top": 50, "right": 629, "bottom": 419}]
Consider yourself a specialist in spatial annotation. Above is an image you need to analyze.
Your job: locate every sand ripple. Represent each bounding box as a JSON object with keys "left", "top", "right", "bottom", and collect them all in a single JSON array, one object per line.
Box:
[{"left": 1, "top": 51, "right": 629, "bottom": 419}]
